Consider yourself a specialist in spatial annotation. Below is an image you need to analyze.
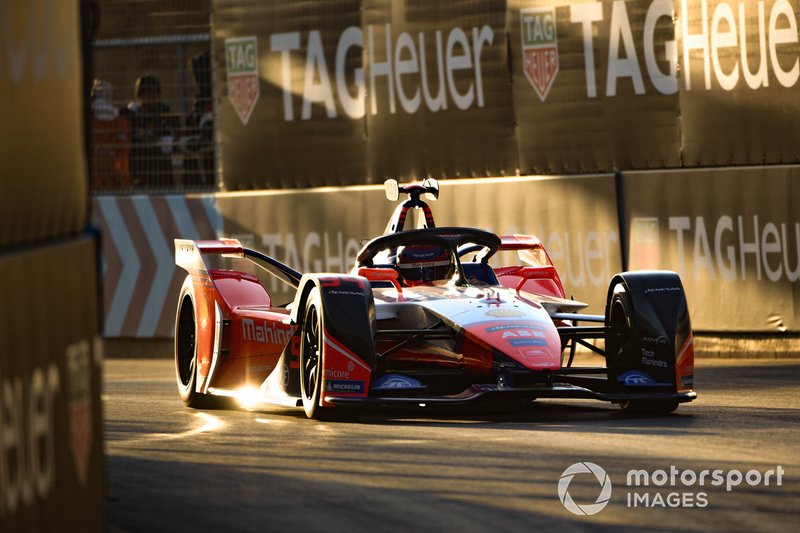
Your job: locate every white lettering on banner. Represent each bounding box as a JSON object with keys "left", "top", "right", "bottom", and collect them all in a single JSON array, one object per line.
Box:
[
  {"left": 337, "top": 27, "right": 365, "bottom": 118},
  {"left": 607, "top": 0, "right": 646, "bottom": 96},
  {"left": 270, "top": 32, "right": 301, "bottom": 122},
  {"left": 667, "top": 216, "right": 800, "bottom": 282},
  {"left": 740, "top": 2, "right": 769, "bottom": 88},
  {"left": 682, "top": 0, "right": 712, "bottom": 90},
  {"left": 645, "top": 0, "right": 679, "bottom": 94},
  {"left": 571, "top": 2, "right": 604, "bottom": 97},
  {"left": 768, "top": 0, "right": 799, "bottom": 87},
  {"left": 270, "top": 24, "right": 493, "bottom": 121},
  {"left": 261, "top": 233, "right": 361, "bottom": 292},
  {"left": 545, "top": 230, "right": 619, "bottom": 288},
  {"left": 0, "top": 364, "right": 59, "bottom": 515},
  {"left": 710, "top": 2, "right": 739, "bottom": 90},
  {"left": 501, "top": 225, "right": 619, "bottom": 289},
  {"left": 569, "top": 0, "right": 799, "bottom": 98},
  {"left": 396, "top": 31, "right": 421, "bottom": 113},
  {"left": 303, "top": 30, "right": 337, "bottom": 120}
]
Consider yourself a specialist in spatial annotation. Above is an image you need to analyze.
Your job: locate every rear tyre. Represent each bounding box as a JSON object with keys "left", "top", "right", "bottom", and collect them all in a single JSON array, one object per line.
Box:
[
  {"left": 175, "top": 277, "right": 229, "bottom": 409},
  {"left": 299, "top": 289, "right": 359, "bottom": 421},
  {"left": 176, "top": 281, "right": 200, "bottom": 407}
]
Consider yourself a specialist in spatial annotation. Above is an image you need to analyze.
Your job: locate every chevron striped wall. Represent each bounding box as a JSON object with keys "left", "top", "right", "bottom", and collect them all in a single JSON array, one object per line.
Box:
[{"left": 92, "top": 195, "right": 221, "bottom": 338}]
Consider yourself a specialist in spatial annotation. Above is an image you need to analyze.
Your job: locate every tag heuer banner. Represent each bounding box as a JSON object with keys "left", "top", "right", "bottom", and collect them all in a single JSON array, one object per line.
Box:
[
  {"left": 213, "top": 0, "right": 800, "bottom": 188},
  {"left": 624, "top": 166, "right": 800, "bottom": 332},
  {"left": 0, "top": 235, "right": 105, "bottom": 531},
  {"left": 215, "top": 175, "right": 621, "bottom": 314}
]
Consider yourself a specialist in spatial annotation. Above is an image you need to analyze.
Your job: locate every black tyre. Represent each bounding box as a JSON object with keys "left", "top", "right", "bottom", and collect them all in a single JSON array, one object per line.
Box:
[
  {"left": 174, "top": 277, "right": 230, "bottom": 409},
  {"left": 300, "top": 290, "right": 323, "bottom": 418},
  {"left": 299, "top": 289, "right": 359, "bottom": 421},
  {"left": 175, "top": 278, "right": 201, "bottom": 406},
  {"left": 606, "top": 283, "right": 634, "bottom": 380}
]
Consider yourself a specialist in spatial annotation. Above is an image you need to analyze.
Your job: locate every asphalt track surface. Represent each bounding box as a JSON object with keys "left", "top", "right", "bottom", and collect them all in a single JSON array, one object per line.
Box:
[{"left": 104, "top": 357, "right": 799, "bottom": 533}]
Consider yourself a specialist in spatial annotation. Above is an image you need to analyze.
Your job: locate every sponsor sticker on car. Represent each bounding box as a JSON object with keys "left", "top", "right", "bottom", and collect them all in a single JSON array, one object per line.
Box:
[{"left": 325, "top": 380, "right": 365, "bottom": 394}]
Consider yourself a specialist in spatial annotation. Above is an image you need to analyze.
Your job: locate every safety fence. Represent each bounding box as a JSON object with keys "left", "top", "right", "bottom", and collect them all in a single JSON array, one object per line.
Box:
[
  {"left": 89, "top": 0, "right": 800, "bottom": 193},
  {"left": 90, "top": 0, "right": 218, "bottom": 194}
]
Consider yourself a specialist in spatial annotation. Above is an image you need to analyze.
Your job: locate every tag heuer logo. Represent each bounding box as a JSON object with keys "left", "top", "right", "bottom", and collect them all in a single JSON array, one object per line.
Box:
[
  {"left": 521, "top": 8, "right": 558, "bottom": 102},
  {"left": 67, "top": 340, "right": 93, "bottom": 485},
  {"left": 225, "top": 36, "right": 260, "bottom": 125},
  {"left": 631, "top": 217, "right": 661, "bottom": 269}
]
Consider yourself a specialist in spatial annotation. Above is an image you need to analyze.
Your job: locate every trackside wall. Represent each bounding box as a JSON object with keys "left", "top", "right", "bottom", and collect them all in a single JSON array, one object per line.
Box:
[
  {"left": 95, "top": 168, "right": 799, "bottom": 342},
  {"left": 214, "top": 175, "right": 621, "bottom": 314},
  {"left": 0, "top": 237, "right": 105, "bottom": 530},
  {"left": 0, "top": 1, "right": 106, "bottom": 530},
  {"left": 92, "top": 194, "right": 222, "bottom": 338},
  {"left": 93, "top": 0, "right": 799, "bottom": 349},
  {"left": 623, "top": 166, "right": 799, "bottom": 332}
]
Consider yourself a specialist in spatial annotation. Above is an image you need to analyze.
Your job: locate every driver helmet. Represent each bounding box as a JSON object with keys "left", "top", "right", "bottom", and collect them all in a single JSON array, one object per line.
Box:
[{"left": 396, "top": 244, "right": 454, "bottom": 285}]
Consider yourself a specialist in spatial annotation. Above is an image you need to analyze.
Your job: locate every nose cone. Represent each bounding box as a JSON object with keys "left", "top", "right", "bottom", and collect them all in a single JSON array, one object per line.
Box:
[
  {"left": 459, "top": 298, "right": 562, "bottom": 371},
  {"left": 407, "top": 286, "right": 564, "bottom": 371}
]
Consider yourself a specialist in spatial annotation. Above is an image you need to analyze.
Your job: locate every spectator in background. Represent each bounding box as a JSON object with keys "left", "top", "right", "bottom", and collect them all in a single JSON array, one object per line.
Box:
[
  {"left": 122, "top": 75, "right": 174, "bottom": 189},
  {"left": 181, "top": 51, "right": 215, "bottom": 188},
  {"left": 90, "top": 79, "right": 131, "bottom": 191}
]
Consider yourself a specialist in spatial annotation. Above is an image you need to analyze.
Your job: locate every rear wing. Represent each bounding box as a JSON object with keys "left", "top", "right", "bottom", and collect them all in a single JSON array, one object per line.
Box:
[
  {"left": 499, "top": 234, "right": 556, "bottom": 269},
  {"left": 499, "top": 234, "right": 542, "bottom": 251},
  {"left": 496, "top": 234, "right": 565, "bottom": 299},
  {"left": 175, "top": 238, "right": 301, "bottom": 289}
]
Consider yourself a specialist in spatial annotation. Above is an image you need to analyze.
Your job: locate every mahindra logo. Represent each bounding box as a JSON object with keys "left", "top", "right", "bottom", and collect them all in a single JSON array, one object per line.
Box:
[{"left": 242, "top": 318, "right": 291, "bottom": 345}]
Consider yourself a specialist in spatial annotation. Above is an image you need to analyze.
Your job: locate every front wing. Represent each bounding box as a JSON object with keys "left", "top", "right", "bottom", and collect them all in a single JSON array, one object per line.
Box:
[{"left": 322, "top": 371, "right": 697, "bottom": 407}]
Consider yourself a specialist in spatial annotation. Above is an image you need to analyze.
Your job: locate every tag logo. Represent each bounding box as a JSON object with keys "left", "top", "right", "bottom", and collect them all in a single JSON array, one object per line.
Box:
[
  {"left": 225, "top": 36, "right": 260, "bottom": 125},
  {"left": 521, "top": 8, "right": 559, "bottom": 102},
  {"left": 67, "top": 340, "right": 93, "bottom": 485},
  {"left": 631, "top": 217, "right": 661, "bottom": 269}
]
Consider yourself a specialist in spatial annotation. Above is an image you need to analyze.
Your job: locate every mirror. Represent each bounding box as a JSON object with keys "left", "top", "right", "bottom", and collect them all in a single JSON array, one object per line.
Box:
[
  {"left": 384, "top": 179, "right": 399, "bottom": 201},
  {"left": 422, "top": 178, "right": 439, "bottom": 201}
]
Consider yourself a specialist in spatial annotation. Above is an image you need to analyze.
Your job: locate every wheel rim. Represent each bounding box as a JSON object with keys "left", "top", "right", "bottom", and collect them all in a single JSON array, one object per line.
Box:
[
  {"left": 302, "top": 305, "right": 320, "bottom": 402},
  {"left": 177, "top": 297, "right": 195, "bottom": 387}
]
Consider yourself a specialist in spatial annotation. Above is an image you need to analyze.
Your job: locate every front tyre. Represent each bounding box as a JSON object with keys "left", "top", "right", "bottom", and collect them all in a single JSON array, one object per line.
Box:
[
  {"left": 605, "top": 282, "right": 634, "bottom": 382},
  {"left": 300, "top": 290, "right": 324, "bottom": 419},
  {"left": 299, "top": 289, "right": 359, "bottom": 421}
]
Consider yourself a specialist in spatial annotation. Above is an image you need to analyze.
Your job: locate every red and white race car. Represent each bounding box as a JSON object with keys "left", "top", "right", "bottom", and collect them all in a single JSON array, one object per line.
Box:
[{"left": 173, "top": 180, "right": 695, "bottom": 420}]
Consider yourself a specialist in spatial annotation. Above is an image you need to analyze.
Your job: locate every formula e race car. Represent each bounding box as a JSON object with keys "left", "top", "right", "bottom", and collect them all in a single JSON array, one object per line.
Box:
[{"left": 173, "top": 180, "right": 695, "bottom": 420}]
